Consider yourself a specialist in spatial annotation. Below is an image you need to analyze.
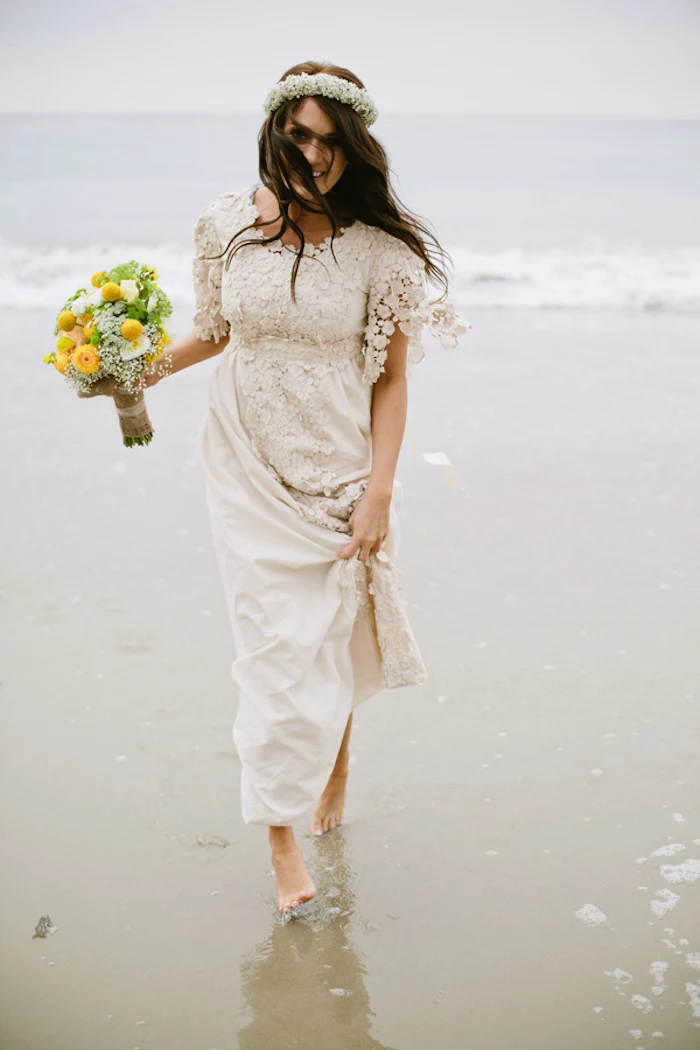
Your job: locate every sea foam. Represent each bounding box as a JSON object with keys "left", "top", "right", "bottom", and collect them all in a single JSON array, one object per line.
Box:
[{"left": 2, "top": 238, "right": 700, "bottom": 314}]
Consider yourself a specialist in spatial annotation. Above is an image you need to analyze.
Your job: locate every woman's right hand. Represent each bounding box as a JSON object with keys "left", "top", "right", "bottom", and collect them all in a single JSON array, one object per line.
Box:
[
  {"left": 141, "top": 366, "right": 162, "bottom": 389},
  {"left": 135, "top": 330, "right": 225, "bottom": 391},
  {"left": 140, "top": 351, "right": 174, "bottom": 389}
]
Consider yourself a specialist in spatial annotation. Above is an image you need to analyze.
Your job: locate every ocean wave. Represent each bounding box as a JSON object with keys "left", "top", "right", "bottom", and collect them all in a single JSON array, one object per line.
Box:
[
  {"left": 448, "top": 242, "right": 700, "bottom": 311},
  {"left": 1, "top": 238, "right": 699, "bottom": 313}
]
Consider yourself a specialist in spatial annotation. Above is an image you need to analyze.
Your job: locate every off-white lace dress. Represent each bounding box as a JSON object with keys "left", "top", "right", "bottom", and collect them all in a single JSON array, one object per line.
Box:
[{"left": 194, "top": 183, "right": 469, "bottom": 825}]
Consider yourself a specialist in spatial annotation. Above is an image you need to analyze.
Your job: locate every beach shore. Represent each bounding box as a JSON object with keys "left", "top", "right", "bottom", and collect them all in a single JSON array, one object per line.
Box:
[{"left": 1, "top": 307, "right": 699, "bottom": 1049}]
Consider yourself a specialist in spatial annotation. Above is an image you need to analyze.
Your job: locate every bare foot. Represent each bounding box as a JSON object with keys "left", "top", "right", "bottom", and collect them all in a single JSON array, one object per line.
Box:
[
  {"left": 271, "top": 844, "right": 317, "bottom": 913},
  {"left": 310, "top": 770, "right": 348, "bottom": 836}
]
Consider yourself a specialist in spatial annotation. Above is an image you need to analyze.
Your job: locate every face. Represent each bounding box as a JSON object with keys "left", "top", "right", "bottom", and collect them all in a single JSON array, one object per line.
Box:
[{"left": 282, "top": 97, "right": 347, "bottom": 199}]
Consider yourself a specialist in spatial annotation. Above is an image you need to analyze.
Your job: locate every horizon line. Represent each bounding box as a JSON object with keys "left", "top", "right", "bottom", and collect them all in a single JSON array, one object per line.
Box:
[{"left": 1, "top": 110, "right": 699, "bottom": 122}]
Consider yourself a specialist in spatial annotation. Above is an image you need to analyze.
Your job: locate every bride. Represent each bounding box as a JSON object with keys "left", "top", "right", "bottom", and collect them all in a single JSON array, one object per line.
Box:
[{"left": 144, "top": 61, "right": 469, "bottom": 914}]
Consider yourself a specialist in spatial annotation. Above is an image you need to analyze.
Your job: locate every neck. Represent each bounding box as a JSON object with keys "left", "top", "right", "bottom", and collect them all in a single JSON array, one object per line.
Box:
[{"left": 287, "top": 199, "right": 327, "bottom": 225}]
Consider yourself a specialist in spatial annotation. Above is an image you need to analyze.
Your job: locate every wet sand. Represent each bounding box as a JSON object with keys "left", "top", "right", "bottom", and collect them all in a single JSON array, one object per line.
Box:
[{"left": 1, "top": 308, "right": 699, "bottom": 1049}]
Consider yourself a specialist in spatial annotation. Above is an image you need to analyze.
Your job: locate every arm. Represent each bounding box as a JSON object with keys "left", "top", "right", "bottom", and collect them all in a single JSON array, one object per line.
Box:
[
  {"left": 337, "top": 327, "right": 408, "bottom": 563},
  {"left": 143, "top": 326, "right": 229, "bottom": 387},
  {"left": 366, "top": 331, "right": 408, "bottom": 499}
]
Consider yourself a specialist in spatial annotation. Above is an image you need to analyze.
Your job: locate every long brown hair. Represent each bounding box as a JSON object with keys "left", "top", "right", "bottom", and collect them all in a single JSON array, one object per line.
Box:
[{"left": 210, "top": 60, "right": 453, "bottom": 303}]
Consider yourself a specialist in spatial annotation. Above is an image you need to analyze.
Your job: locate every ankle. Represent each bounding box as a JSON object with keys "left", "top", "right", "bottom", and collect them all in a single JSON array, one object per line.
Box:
[
  {"left": 271, "top": 843, "right": 301, "bottom": 861},
  {"left": 268, "top": 824, "right": 296, "bottom": 850}
]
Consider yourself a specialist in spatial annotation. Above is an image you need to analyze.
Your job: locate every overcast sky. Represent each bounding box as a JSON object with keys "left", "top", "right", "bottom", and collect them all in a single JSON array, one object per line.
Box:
[{"left": 2, "top": 0, "right": 699, "bottom": 118}]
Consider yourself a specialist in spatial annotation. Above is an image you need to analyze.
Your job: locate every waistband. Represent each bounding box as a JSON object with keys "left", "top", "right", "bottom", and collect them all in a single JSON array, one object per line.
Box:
[{"left": 228, "top": 332, "right": 364, "bottom": 367}]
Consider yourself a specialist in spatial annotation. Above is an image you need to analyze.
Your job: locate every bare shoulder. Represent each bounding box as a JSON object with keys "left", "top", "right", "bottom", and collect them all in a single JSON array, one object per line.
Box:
[
  {"left": 250, "top": 184, "right": 284, "bottom": 238},
  {"left": 251, "top": 184, "right": 277, "bottom": 219}
]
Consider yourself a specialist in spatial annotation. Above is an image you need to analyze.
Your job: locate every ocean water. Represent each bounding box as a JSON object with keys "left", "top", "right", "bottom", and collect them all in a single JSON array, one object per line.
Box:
[{"left": 2, "top": 113, "right": 699, "bottom": 312}]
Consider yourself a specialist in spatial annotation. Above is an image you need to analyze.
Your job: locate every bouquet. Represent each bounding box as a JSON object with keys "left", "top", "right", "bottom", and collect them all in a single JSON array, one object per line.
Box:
[{"left": 44, "top": 261, "right": 174, "bottom": 446}]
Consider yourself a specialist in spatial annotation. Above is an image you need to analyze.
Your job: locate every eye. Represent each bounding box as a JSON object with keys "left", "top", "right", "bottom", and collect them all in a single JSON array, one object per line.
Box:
[{"left": 290, "top": 129, "right": 306, "bottom": 141}]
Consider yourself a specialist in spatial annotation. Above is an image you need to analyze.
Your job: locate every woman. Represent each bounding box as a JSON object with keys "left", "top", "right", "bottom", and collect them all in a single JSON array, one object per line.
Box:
[{"left": 146, "top": 61, "right": 470, "bottom": 914}]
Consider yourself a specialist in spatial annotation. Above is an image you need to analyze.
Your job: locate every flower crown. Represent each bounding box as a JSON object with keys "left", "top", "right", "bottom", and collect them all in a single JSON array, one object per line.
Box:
[{"left": 263, "top": 72, "right": 378, "bottom": 128}]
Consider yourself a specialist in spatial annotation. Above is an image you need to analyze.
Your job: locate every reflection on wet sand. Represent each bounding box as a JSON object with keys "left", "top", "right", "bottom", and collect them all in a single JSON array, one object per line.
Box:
[{"left": 238, "top": 831, "right": 397, "bottom": 1050}]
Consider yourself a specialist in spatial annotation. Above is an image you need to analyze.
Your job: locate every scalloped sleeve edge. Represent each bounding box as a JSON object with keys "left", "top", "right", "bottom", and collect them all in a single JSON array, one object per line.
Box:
[
  {"left": 192, "top": 198, "right": 231, "bottom": 344},
  {"left": 361, "top": 238, "right": 472, "bottom": 385}
]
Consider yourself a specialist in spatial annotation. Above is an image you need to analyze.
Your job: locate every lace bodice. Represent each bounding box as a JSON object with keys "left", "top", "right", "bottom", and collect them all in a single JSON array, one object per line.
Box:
[{"left": 192, "top": 185, "right": 470, "bottom": 383}]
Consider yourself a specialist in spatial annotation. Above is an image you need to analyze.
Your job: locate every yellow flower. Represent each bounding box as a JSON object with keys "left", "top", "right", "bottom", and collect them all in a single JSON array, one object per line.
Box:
[
  {"left": 56, "top": 335, "right": 75, "bottom": 352},
  {"left": 100, "top": 282, "right": 122, "bottom": 302},
  {"left": 72, "top": 346, "right": 101, "bottom": 374},
  {"left": 58, "top": 310, "right": 76, "bottom": 332},
  {"left": 91, "top": 272, "right": 107, "bottom": 287},
  {"left": 121, "top": 319, "right": 143, "bottom": 341},
  {"left": 55, "top": 351, "right": 71, "bottom": 375}
]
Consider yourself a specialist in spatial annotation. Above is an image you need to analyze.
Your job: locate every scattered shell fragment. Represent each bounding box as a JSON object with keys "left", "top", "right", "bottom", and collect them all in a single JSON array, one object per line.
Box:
[{"left": 32, "top": 915, "right": 57, "bottom": 939}]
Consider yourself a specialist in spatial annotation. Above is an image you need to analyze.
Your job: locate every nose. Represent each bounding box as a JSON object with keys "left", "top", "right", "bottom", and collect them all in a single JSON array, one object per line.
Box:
[{"left": 302, "top": 140, "right": 326, "bottom": 169}]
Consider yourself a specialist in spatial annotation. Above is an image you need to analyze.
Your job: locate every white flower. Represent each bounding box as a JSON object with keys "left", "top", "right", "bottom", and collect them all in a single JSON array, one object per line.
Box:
[
  {"left": 86, "top": 289, "right": 104, "bottom": 308},
  {"left": 263, "top": 72, "right": 378, "bottom": 127},
  {"left": 147, "top": 293, "right": 158, "bottom": 313},
  {"left": 424, "top": 301, "right": 473, "bottom": 350},
  {"left": 120, "top": 332, "right": 152, "bottom": 361},
  {"left": 120, "top": 279, "right": 139, "bottom": 303},
  {"left": 71, "top": 294, "right": 88, "bottom": 317}
]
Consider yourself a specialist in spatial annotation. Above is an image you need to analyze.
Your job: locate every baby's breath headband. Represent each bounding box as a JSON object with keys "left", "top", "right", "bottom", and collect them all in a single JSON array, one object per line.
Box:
[{"left": 263, "top": 72, "right": 379, "bottom": 128}]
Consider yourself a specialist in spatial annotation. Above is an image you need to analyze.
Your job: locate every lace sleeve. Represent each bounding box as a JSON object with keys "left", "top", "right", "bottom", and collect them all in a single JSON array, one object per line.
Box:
[
  {"left": 361, "top": 234, "right": 472, "bottom": 385},
  {"left": 192, "top": 198, "right": 231, "bottom": 343}
]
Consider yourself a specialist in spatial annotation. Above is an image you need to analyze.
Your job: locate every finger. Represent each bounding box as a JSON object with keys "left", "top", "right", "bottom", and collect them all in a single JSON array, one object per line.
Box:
[
  {"left": 357, "top": 542, "right": 375, "bottom": 563},
  {"left": 337, "top": 536, "right": 361, "bottom": 560},
  {"left": 368, "top": 534, "right": 388, "bottom": 559}
]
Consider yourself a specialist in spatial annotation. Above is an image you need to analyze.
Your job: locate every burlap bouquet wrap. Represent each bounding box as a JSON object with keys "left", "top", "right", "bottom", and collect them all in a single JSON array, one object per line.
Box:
[{"left": 77, "top": 376, "right": 154, "bottom": 447}]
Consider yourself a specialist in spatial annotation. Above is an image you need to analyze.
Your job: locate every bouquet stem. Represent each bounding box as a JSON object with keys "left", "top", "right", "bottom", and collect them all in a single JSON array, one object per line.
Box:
[
  {"left": 77, "top": 377, "right": 154, "bottom": 447},
  {"left": 113, "top": 387, "right": 153, "bottom": 446}
]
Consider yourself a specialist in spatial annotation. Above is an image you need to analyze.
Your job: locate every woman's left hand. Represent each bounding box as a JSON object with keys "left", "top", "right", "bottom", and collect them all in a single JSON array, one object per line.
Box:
[{"left": 337, "top": 490, "right": 391, "bottom": 562}]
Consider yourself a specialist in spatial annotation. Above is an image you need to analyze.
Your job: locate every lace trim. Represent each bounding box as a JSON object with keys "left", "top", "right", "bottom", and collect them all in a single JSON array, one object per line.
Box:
[
  {"left": 337, "top": 551, "right": 428, "bottom": 688},
  {"left": 291, "top": 478, "right": 368, "bottom": 534},
  {"left": 192, "top": 200, "right": 231, "bottom": 343},
  {"left": 361, "top": 235, "right": 472, "bottom": 385},
  {"left": 368, "top": 554, "right": 428, "bottom": 687}
]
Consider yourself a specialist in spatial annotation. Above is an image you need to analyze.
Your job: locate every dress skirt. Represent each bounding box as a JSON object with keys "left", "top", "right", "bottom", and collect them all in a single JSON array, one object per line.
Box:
[{"left": 198, "top": 334, "right": 428, "bottom": 826}]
